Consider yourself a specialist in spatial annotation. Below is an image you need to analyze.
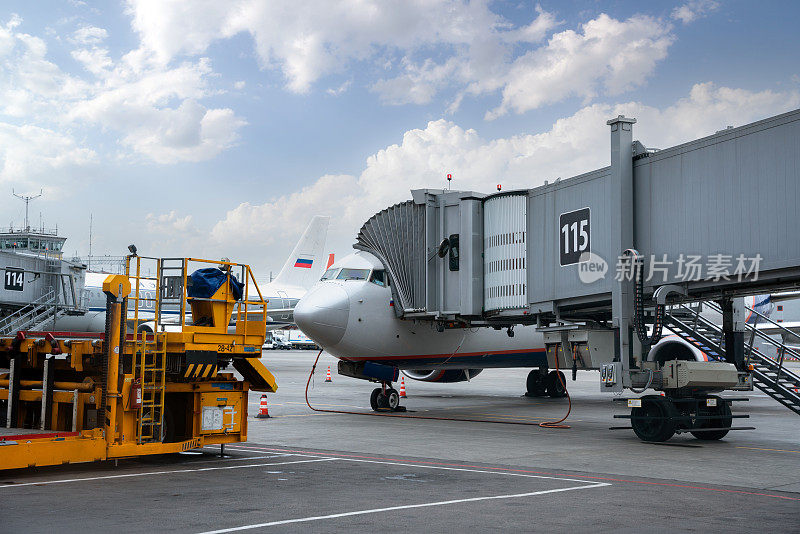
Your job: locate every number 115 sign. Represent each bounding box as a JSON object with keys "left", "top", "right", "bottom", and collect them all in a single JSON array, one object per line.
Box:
[{"left": 559, "top": 207, "right": 590, "bottom": 266}]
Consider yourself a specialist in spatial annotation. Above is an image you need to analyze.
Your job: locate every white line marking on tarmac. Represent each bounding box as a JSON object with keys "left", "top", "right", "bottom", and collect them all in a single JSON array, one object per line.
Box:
[
  {"left": 0, "top": 457, "right": 339, "bottom": 489},
  {"left": 198, "top": 483, "right": 608, "bottom": 533},
  {"left": 333, "top": 457, "right": 596, "bottom": 484},
  {"left": 225, "top": 447, "right": 598, "bottom": 484}
]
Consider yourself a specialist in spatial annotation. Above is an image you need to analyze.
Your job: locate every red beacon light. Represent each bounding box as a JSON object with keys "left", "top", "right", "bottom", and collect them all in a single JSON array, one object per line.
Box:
[{"left": 497, "top": 184, "right": 502, "bottom": 191}]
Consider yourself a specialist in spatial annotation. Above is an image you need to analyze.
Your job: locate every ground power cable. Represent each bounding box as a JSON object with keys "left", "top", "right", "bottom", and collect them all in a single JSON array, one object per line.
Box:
[{"left": 304, "top": 350, "right": 572, "bottom": 429}]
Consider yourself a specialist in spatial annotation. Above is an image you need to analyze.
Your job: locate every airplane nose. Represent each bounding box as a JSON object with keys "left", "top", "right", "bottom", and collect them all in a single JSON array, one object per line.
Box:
[{"left": 294, "top": 284, "right": 350, "bottom": 348}]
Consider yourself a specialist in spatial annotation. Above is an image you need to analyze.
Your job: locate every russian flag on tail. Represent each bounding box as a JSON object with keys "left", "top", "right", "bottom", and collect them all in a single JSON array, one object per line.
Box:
[{"left": 294, "top": 258, "right": 313, "bottom": 268}]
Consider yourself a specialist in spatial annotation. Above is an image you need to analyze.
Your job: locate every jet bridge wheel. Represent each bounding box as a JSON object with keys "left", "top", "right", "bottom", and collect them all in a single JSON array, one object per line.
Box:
[
  {"left": 630, "top": 395, "right": 677, "bottom": 442},
  {"left": 690, "top": 396, "right": 732, "bottom": 440},
  {"left": 525, "top": 370, "right": 547, "bottom": 397}
]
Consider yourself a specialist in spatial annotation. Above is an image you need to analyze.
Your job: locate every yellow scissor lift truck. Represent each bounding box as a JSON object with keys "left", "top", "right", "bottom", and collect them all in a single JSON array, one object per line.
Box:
[{"left": 0, "top": 256, "right": 277, "bottom": 470}]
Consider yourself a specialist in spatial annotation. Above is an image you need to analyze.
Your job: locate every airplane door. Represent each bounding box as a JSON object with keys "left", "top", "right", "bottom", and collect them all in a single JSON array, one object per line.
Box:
[{"left": 277, "top": 290, "right": 290, "bottom": 319}]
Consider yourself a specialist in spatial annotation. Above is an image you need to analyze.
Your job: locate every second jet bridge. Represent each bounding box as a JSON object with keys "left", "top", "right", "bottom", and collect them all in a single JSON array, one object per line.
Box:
[{"left": 355, "top": 108, "right": 800, "bottom": 326}]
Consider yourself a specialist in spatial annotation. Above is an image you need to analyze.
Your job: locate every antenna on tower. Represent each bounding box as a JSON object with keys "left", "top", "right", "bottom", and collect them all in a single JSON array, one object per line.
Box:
[
  {"left": 12, "top": 188, "right": 43, "bottom": 231},
  {"left": 88, "top": 214, "right": 93, "bottom": 270}
]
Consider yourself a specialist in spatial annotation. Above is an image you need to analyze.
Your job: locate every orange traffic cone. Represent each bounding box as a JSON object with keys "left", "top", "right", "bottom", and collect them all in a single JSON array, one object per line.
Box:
[
  {"left": 399, "top": 376, "right": 407, "bottom": 398},
  {"left": 325, "top": 366, "right": 332, "bottom": 382},
  {"left": 256, "top": 394, "right": 270, "bottom": 418}
]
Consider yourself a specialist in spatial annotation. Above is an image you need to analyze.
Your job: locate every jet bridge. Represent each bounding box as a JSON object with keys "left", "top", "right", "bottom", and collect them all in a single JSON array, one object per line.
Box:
[{"left": 354, "top": 108, "right": 800, "bottom": 441}]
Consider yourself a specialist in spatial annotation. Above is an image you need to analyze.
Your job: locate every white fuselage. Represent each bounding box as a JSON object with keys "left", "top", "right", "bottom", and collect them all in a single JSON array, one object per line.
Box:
[{"left": 295, "top": 251, "right": 547, "bottom": 370}]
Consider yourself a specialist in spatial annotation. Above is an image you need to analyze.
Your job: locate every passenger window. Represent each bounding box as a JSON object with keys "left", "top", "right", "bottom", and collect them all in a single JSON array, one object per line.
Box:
[
  {"left": 448, "top": 234, "right": 459, "bottom": 271},
  {"left": 336, "top": 268, "right": 370, "bottom": 281},
  {"left": 369, "top": 270, "right": 386, "bottom": 286},
  {"left": 321, "top": 268, "right": 339, "bottom": 280}
]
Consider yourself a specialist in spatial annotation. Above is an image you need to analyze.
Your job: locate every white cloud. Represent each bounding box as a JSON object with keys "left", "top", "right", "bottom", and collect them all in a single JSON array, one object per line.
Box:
[
  {"left": 326, "top": 80, "right": 351, "bottom": 97},
  {"left": 146, "top": 210, "right": 194, "bottom": 233},
  {"left": 212, "top": 83, "right": 800, "bottom": 263},
  {"left": 0, "top": 122, "right": 97, "bottom": 186},
  {"left": 125, "top": 3, "right": 677, "bottom": 115},
  {"left": 487, "top": 14, "right": 674, "bottom": 119},
  {"left": 672, "top": 0, "right": 720, "bottom": 24},
  {"left": 0, "top": 15, "right": 247, "bottom": 174},
  {"left": 125, "top": 0, "right": 560, "bottom": 101},
  {"left": 71, "top": 25, "right": 108, "bottom": 45}
]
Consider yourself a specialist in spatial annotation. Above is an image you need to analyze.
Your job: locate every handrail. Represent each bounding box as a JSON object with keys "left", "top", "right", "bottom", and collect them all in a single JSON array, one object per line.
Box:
[
  {"left": 125, "top": 255, "right": 267, "bottom": 336},
  {"left": 671, "top": 301, "right": 800, "bottom": 385},
  {"left": 0, "top": 288, "right": 58, "bottom": 333},
  {"left": 701, "top": 300, "right": 800, "bottom": 361}
]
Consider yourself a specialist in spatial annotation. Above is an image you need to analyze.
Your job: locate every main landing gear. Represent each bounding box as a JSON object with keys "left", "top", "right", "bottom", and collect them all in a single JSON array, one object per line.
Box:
[
  {"left": 370, "top": 383, "right": 406, "bottom": 412},
  {"left": 526, "top": 368, "right": 567, "bottom": 398}
]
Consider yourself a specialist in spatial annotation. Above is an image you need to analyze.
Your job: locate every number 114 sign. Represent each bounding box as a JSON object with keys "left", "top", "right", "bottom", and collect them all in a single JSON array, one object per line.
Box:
[{"left": 560, "top": 207, "right": 590, "bottom": 266}]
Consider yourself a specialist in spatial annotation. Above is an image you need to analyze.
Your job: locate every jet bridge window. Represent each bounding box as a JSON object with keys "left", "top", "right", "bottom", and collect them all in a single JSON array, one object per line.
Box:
[
  {"left": 369, "top": 269, "right": 386, "bottom": 286},
  {"left": 321, "top": 268, "right": 339, "bottom": 280},
  {"left": 336, "top": 268, "right": 370, "bottom": 281}
]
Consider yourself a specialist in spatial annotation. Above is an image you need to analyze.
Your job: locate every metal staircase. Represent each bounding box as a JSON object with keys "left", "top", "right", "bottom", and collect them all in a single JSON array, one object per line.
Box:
[
  {"left": 0, "top": 288, "right": 62, "bottom": 335},
  {"left": 665, "top": 301, "right": 800, "bottom": 415}
]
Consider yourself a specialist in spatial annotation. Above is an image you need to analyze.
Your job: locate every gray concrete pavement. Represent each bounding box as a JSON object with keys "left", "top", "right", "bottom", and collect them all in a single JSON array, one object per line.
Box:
[{"left": 1, "top": 349, "right": 798, "bottom": 532}]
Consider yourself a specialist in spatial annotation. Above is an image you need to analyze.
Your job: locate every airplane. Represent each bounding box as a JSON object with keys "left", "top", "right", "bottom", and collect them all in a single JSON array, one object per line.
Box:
[
  {"left": 45, "top": 216, "right": 332, "bottom": 333},
  {"left": 295, "top": 250, "right": 788, "bottom": 412}
]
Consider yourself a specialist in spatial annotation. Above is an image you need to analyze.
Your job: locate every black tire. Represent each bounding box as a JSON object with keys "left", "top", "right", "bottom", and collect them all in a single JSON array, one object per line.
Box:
[
  {"left": 376, "top": 391, "right": 390, "bottom": 410},
  {"left": 385, "top": 389, "right": 400, "bottom": 411},
  {"left": 369, "top": 388, "right": 382, "bottom": 411},
  {"left": 526, "top": 370, "right": 547, "bottom": 397},
  {"left": 631, "top": 395, "right": 677, "bottom": 442},
  {"left": 690, "top": 396, "right": 732, "bottom": 440},
  {"left": 546, "top": 371, "right": 567, "bottom": 398}
]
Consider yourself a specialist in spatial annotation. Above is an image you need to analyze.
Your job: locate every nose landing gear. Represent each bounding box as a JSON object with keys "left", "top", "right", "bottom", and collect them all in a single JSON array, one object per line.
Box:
[{"left": 370, "top": 383, "right": 405, "bottom": 412}]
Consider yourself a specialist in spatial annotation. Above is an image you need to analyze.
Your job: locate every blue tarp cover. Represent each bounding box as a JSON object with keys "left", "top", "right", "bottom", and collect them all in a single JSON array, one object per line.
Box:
[{"left": 188, "top": 268, "right": 244, "bottom": 300}]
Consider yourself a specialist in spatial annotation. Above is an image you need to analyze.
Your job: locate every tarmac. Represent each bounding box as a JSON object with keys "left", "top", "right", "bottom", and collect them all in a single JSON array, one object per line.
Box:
[{"left": 2, "top": 349, "right": 799, "bottom": 532}]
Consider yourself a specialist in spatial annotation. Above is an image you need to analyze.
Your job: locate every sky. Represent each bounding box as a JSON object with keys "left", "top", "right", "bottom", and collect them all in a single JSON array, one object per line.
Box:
[{"left": 1, "top": 0, "right": 798, "bottom": 280}]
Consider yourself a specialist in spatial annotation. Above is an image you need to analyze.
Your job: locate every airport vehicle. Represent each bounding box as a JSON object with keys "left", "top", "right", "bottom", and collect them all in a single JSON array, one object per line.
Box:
[
  {"left": 296, "top": 109, "right": 800, "bottom": 440},
  {"left": 273, "top": 337, "right": 292, "bottom": 350},
  {"left": 286, "top": 328, "right": 318, "bottom": 350},
  {"left": 0, "top": 256, "right": 277, "bottom": 470},
  {"left": 46, "top": 216, "right": 332, "bottom": 333}
]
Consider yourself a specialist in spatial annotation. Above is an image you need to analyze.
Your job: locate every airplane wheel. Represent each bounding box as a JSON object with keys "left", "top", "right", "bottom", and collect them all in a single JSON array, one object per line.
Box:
[
  {"left": 370, "top": 388, "right": 382, "bottom": 411},
  {"left": 690, "top": 396, "right": 732, "bottom": 440},
  {"left": 631, "top": 395, "right": 677, "bottom": 442},
  {"left": 385, "top": 389, "right": 400, "bottom": 411},
  {"left": 546, "top": 371, "right": 567, "bottom": 398},
  {"left": 526, "top": 370, "right": 547, "bottom": 397}
]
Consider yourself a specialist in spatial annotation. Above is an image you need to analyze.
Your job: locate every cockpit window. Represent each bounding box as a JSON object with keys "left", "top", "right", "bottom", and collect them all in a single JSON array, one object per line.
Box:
[
  {"left": 321, "top": 268, "right": 339, "bottom": 280},
  {"left": 336, "top": 268, "right": 370, "bottom": 281},
  {"left": 369, "top": 269, "right": 386, "bottom": 286}
]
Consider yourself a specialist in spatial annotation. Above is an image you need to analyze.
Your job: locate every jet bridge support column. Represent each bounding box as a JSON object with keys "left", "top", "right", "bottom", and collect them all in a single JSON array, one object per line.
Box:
[
  {"left": 608, "top": 115, "right": 637, "bottom": 385},
  {"left": 721, "top": 297, "right": 746, "bottom": 370}
]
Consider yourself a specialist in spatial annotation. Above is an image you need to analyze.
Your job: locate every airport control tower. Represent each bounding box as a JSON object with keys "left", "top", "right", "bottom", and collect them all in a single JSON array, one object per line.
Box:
[{"left": 0, "top": 192, "right": 86, "bottom": 332}]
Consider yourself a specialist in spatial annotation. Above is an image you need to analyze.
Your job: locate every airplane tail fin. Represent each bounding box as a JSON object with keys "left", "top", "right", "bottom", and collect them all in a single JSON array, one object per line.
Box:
[
  {"left": 272, "top": 216, "right": 330, "bottom": 290},
  {"left": 325, "top": 253, "right": 335, "bottom": 270}
]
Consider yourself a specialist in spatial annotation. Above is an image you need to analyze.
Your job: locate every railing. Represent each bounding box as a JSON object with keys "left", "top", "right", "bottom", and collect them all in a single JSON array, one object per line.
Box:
[
  {"left": 125, "top": 256, "right": 267, "bottom": 339},
  {"left": 668, "top": 300, "right": 800, "bottom": 396},
  {"left": 0, "top": 288, "right": 58, "bottom": 335}
]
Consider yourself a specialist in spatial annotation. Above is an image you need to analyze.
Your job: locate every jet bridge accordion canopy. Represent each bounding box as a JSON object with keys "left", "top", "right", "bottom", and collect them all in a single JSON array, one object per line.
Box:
[{"left": 352, "top": 108, "right": 800, "bottom": 323}]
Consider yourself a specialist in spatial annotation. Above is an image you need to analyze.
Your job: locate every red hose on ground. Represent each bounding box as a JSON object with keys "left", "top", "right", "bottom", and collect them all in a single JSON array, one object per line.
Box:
[
  {"left": 304, "top": 350, "right": 572, "bottom": 429},
  {"left": 538, "top": 345, "right": 572, "bottom": 429}
]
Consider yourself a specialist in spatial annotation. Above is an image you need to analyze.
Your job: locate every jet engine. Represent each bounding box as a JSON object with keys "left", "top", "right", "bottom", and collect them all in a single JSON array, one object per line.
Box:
[
  {"left": 647, "top": 336, "right": 710, "bottom": 363},
  {"left": 402, "top": 369, "right": 483, "bottom": 382}
]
